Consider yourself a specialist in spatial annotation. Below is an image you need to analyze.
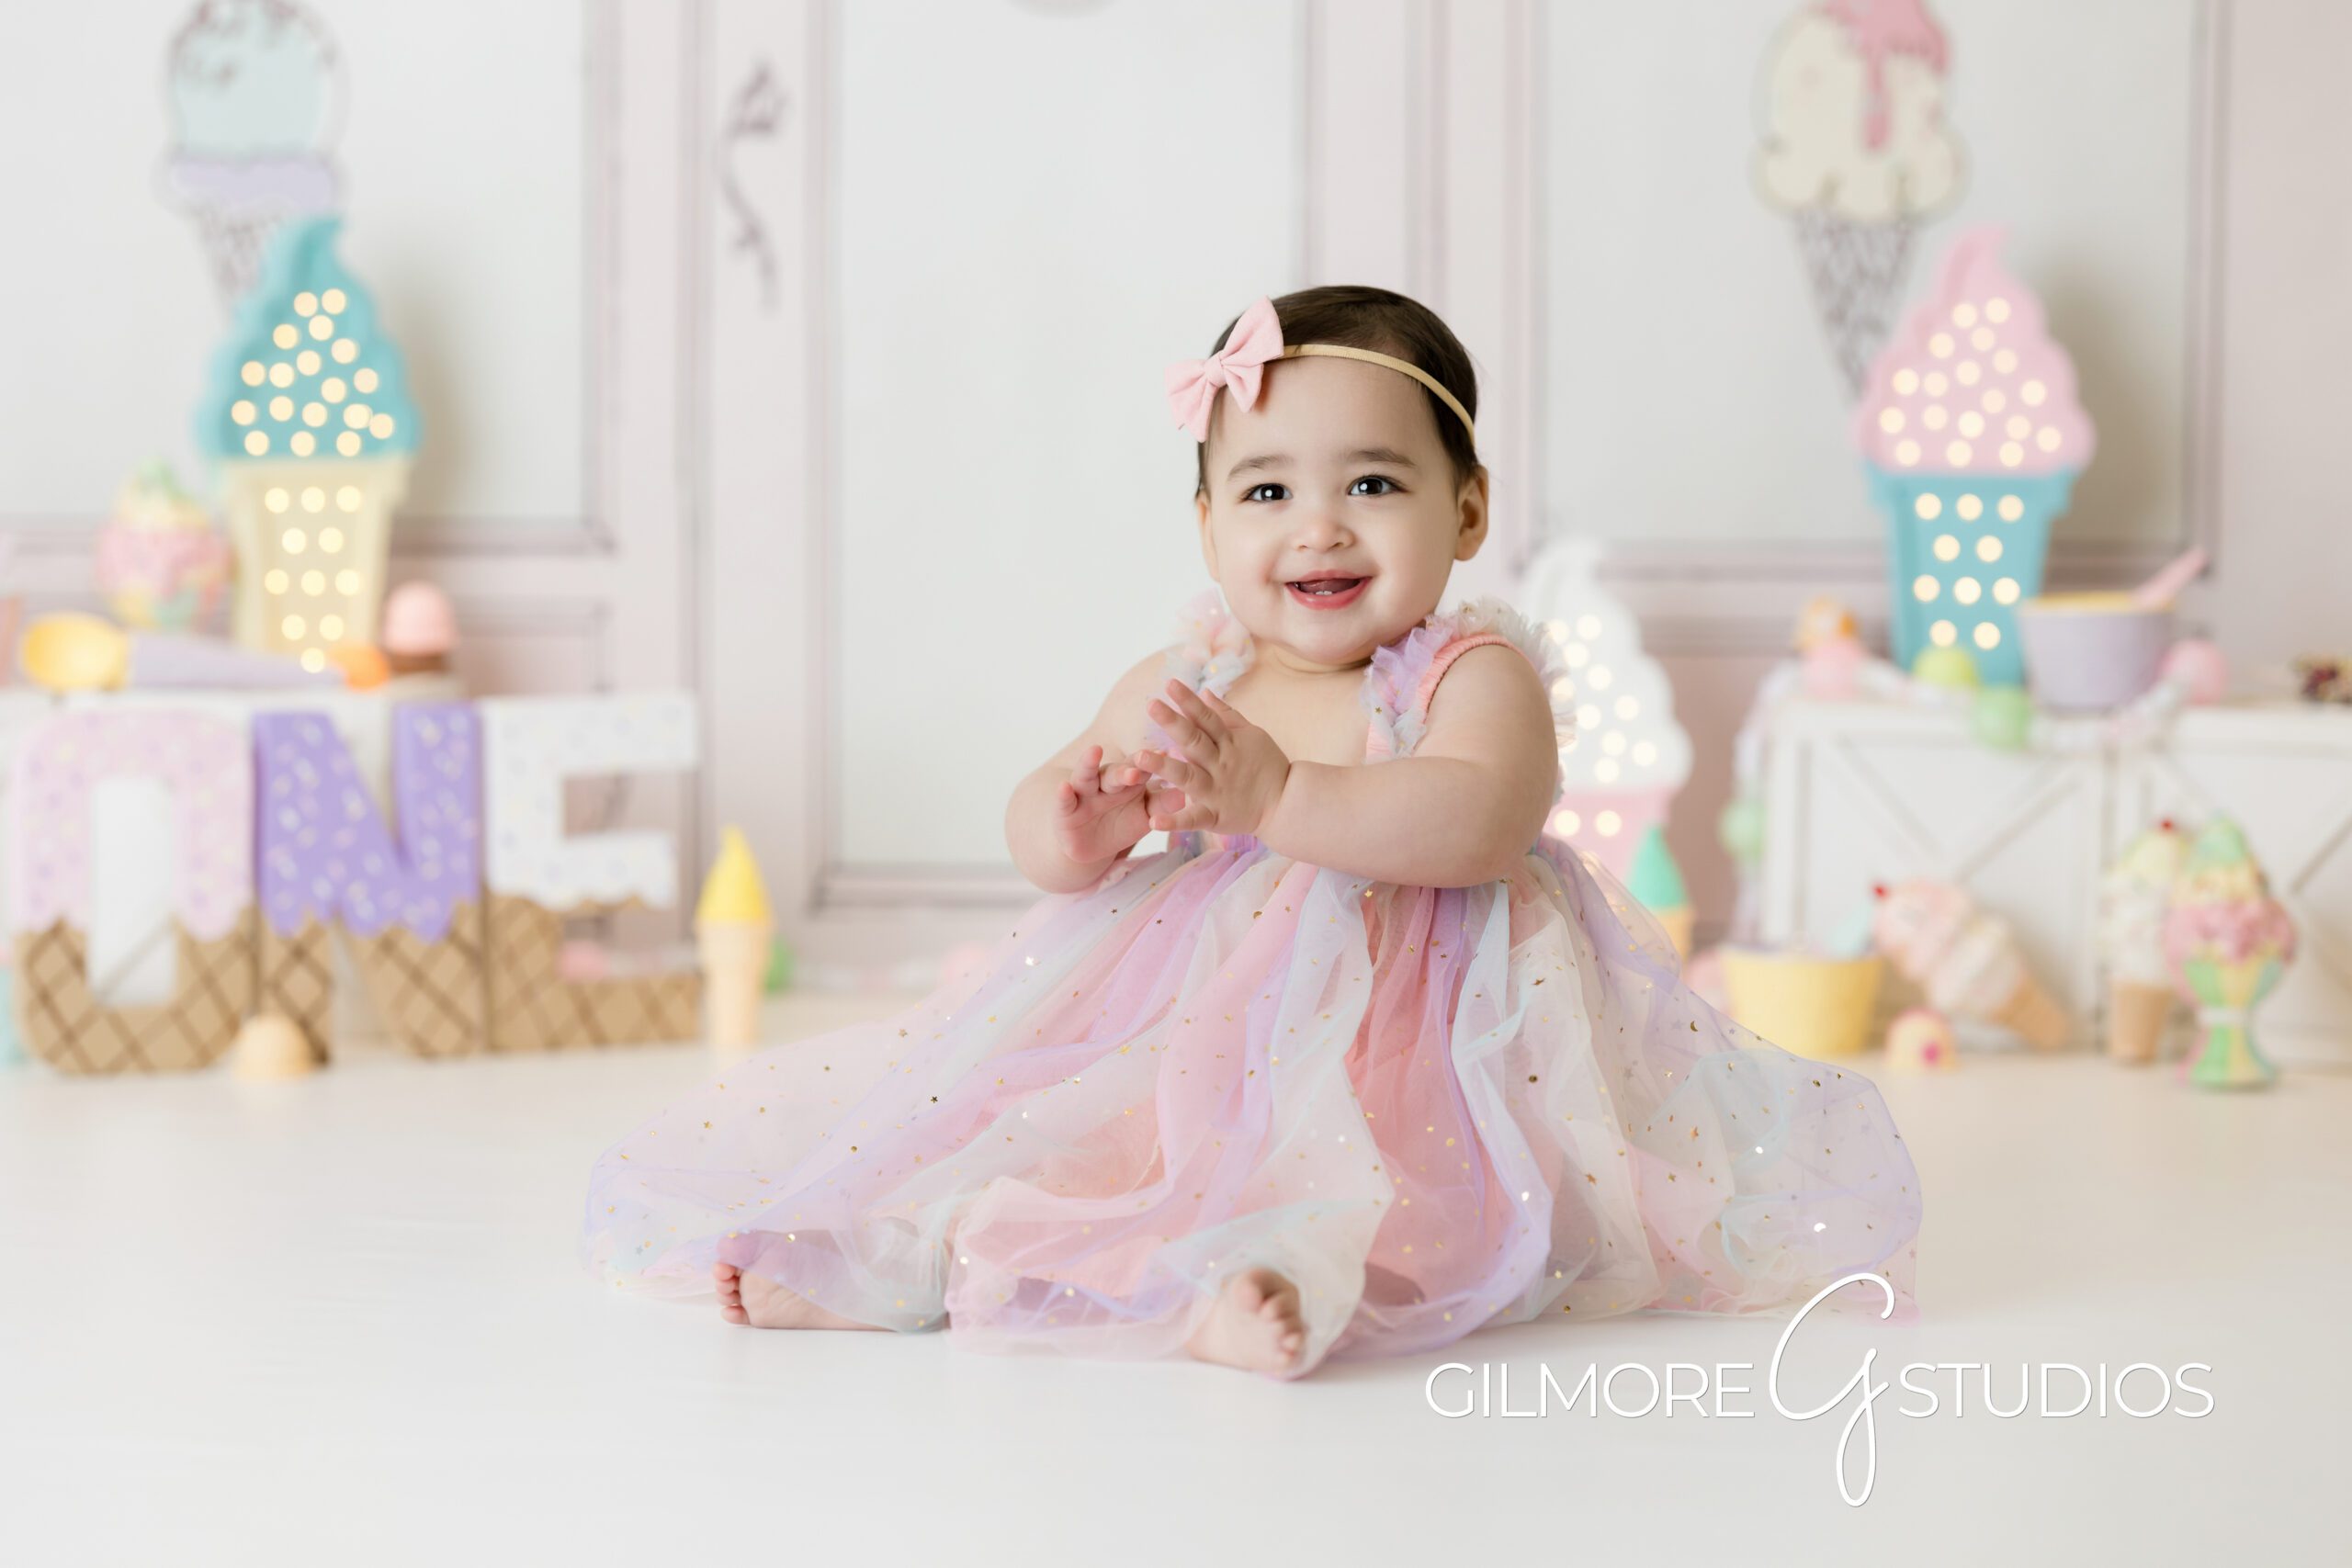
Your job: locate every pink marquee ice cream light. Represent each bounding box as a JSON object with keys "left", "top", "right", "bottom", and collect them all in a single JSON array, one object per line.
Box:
[{"left": 1853, "top": 224, "right": 2096, "bottom": 682}]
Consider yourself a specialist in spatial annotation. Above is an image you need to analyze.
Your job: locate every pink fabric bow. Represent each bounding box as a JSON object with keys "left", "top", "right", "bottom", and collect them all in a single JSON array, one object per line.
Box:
[{"left": 1165, "top": 296, "right": 1284, "bottom": 442}]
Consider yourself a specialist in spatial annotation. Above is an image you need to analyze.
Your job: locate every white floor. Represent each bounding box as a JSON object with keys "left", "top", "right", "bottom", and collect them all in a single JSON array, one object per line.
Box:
[{"left": 2, "top": 995, "right": 2344, "bottom": 1566}]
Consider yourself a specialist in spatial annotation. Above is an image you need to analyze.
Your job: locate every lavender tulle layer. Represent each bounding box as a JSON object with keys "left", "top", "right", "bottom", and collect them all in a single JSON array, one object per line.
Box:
[{"left": 581, "top": 830, "right": 1922, "bottom": 1374}]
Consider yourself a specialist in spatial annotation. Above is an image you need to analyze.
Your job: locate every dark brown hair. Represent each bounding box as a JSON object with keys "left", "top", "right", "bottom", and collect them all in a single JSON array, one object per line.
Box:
[{"left": 1192, "top": 284, "right": 1482, "bottom": 499}]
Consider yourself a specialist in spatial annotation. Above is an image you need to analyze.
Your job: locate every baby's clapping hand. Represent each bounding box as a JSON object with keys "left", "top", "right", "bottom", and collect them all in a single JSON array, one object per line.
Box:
[
  {"left": 1053, "top": 744, "right": 1160, "bottom": 868},
  {"left": 1136, "top": 678, "right": 1291, "bottom": 838}
]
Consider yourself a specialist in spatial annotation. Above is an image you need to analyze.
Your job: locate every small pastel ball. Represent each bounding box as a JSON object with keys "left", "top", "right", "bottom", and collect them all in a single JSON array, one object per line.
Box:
[
  {"left": 1911, "top": 646, "right": 1982, "bottom": 690},
  {"left": 1718, "top": 796, "right": 1767, "bottom": 866},
  {"left": 1885, "top": 1006, "right": 1959, "bottom": 1073},
  {"left": 1802, "top": 637, "right": 1866, "bottom": 700},
  {"left": 1972, "top": 684, "right": 2034, "bottom": 750},
  {"left": 2162, "top": 638, "right": 2228, "bottom": 704}
]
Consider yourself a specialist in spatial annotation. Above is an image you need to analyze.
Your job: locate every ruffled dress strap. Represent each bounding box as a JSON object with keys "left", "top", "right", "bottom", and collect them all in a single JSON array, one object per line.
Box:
[
  {"left": 1360, "top": 594, "right": 1578, "bottom": 770},
  {"left": 1159, "top": 586, "right": 1253, "bottom": 702}
]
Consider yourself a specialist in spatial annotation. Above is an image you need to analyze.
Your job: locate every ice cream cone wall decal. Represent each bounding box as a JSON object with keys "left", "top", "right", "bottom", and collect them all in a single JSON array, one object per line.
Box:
[
  {"left": 1852, "top": 224, "right": 2095, "bottom": 682},
  {"left": 1754, "top": 0, "right": 1963, "bottom": 396},
  {"left": 1521, "top": 540, "right": 1692, "bottom": 884},
  {"left": 193, "top": 214, "right": 419, "bottom": 672},
  {"left": 158, "top": 0, "right": 345, "bottom": 310}
]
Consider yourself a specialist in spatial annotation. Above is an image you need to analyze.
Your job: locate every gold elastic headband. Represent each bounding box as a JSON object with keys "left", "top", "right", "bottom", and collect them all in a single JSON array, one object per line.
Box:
[{"left": 1282, "top": 344, "right": 1477, "bottom": 446}]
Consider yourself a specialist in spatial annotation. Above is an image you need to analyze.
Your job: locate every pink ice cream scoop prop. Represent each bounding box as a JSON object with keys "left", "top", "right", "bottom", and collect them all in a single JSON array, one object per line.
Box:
[
  {"left": 1854, "top": 225, "right": 2096, "bottom": 682},
  {"left": 2163, "top": 817, "right": 2296, "bottom": 1089},
  {"left": 1871, "top": 878, "right": 2073, "bottom": 1049}
]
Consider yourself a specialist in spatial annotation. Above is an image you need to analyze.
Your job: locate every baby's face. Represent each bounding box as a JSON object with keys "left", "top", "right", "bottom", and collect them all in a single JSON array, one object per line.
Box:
[{"left": 1195, "top": 354, "right": 1486, "bottom": 671}]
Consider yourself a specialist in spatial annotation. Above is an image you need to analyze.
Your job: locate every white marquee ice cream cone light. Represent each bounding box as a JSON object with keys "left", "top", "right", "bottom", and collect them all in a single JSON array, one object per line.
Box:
[
  {"left": 1522, "top": 540, "right": 1692, "bottom": 883},
  {"left": 193, "top": 215, "right": 418, "bottom": 671}
]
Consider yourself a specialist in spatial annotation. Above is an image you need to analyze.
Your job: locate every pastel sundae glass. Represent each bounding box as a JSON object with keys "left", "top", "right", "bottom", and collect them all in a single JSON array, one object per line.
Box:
[{"left": 2163, "top": 818, "right": 2297, "bottom": 1089}]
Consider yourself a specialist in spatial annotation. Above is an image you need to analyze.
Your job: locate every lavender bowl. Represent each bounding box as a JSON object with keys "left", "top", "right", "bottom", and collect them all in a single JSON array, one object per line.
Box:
[{"left": 2017, "top": 592, "right": 2174, "bottom": 711}]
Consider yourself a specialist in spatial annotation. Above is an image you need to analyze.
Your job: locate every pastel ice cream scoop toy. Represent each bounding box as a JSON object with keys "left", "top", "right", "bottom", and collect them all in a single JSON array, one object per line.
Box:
[
  {"left": 95, "top": 460, "right": 232, "bottom": 633},
  {"left": 1854, "top": 225, "right": 2096, "bottom": 682},
  {"left": 2100, "top": 820, "right": 2189, "bottom": 1064},
  {"left": 1872, "top": 878, "right": 2073, "bottom": 1050},
  {"left": 2163, "top": 818, "right": 2297, "bottom": 1089}
]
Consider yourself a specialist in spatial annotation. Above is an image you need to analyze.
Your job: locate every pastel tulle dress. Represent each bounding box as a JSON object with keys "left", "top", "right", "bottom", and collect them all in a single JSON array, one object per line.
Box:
[{"left": 581, "top": 592, "right": 1923, "bottom": 1375}]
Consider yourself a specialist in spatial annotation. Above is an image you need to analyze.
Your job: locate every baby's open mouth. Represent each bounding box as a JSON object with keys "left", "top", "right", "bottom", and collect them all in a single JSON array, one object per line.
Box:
[{"left": 1286, "top": 577, "right": 1365, "bottom": 596}]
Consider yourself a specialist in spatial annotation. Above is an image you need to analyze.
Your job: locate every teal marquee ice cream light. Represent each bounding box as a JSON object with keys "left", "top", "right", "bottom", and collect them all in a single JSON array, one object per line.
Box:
[
  {"left": 193, "top": 215, "right": 419, "bottom": 671},
  {"left": 1852, "top": 224, "right": 2096, "bottom": 683}
]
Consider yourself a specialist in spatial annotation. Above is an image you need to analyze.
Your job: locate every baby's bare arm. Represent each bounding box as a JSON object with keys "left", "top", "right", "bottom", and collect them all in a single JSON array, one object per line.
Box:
[
  {"left": 1004, "top": 647, "right": 1170, "bottom": 894},
  {"left": 1258, "top": 645, "right": 1557, "bottom": 887}
]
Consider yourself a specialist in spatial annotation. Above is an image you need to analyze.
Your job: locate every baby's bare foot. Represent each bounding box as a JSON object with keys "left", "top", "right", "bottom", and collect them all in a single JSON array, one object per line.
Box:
[
  {"left": 712, "top": 1260, "right": 888, "bottom": 1330},
  {"left": 1185, "top": 1267, "right": 1306, "bottom": 1375}
]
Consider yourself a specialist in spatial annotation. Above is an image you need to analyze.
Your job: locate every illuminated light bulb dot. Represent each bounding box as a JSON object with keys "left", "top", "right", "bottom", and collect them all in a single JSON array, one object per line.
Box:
[
  {"left": 289, "top": 432, "right": 316, "bottom": 457},
  {"left": 1914, "top": 494, "right": 1942, "bottom": 521},
  {"left": 1924, "top": 372, "right": 1948, "bottom": 397},
  {"left": 1994, "top": 578, "right": 2021, "bottom": 604},
  {"left": 301, "top": 487, "right": 325, "bottom": 513},
  {"left": 1986, "top": 299, "right": 2011, "bottom": 323},
  {"left": 232, "top": 400, "right": 255, "bottom": 425},
  {"left": 1543, "top": 618, "right": 1568, "bottom": 643},
  {"left": 1894, "top": 440, "right": 1919, "bottom": 467},
  {"left": 353, "top": 367, "right": 378, "bottom": 393},
  {"left": 269, "top": 363, "right": 294, "bottom": 387},
  {"left": 297, "top": 350, "right": 320, "bottom": 376},
  {"left": 1577, "top": 615, "right": 1602, "bottom": 639},
  {"left": 273, "top": 323, "right": 299, "bottom": 349},
  {"left": 1953, "top": 578, "right": 1982, "bottom": 605},
  {"left": 2037, "top": 427, "right": 2062, "bottom": 453},
  {"left": 1564, "top": 641, "right": 1589, "bottom": 668},
  {"left": 1893, "top": 368, "right": 1919, "bottom": 396},
  {"left": 241, "top": 361, "right": 266, "bottom": 386},
  {"left": 322, "top": 378, "right": 346, "bottom": 402},
  {"left": 300, "top": 649, "right": 326, "bottom": 673},
  {"left": 2007, "top": 414, "right": 2031, "bottom": 439},
  {"left": 1994, "top": 348, "right": 2018, "bottom": 374},
  {"left": 294, "top": 292, "right": 318, "bottom": 317},
  {"left": 264, "top": 488, "right": 289, "bottom": 513},
  {"left": 2021, "top": 379, "right": 2047, "bottom": 406},
  {"left": 1555, "top": 810, "right": 1581, "bottom": 837},
  {"left": 1577, "top": 705, "right": 1600, "bottom": 729},
  {"left": 1999, "top": 495, "right": 2025, "bottom": 522},
  {"left": 1951, "top": 302, "right": 1977, "bottom": 328},
  {"left": 1930, "top": 620, "right": 1957, "bottom": 647},
  {"left": 1587, "top": 666, "right": 1614, "bottom": 691},
  {"left": 1956, "top": 493, "right": 1983, "bottom": 521},
  {"left": 244, "top": 431, "right": 270, "bottom": 455},
  {"left": 1971, "top": 327, "right": 1995, "bottom": 352},
  {"left": 2000, "top": 444, "right": 2024, "bottom": 468},
  {"left": 1614, "top": 695, "right": 1639, "bottom": 721},
  {"left": 1956, "top": 361, "right": 1981, "bottom": 387},
  {"left": 336, "top": 570, "right": 361, "bottom": 594},
  {"left": 336, "top": 485, "right": 361, "bottom": 512},
  {"left": 264, "top": 570, "right": 289, "bottom": 593},
  {"left": 1632, "top": 741, "right": 1657, "bottom": 767},
  {"left": 1983, "top": 389, "right": 2007, "bottom": 415},
  {"left": 269, "top": 395, "right": 292, "bottom": 421},
  {"left": 1879, "top": 408, "right": 1904, "bottom": 434},
  {"left": 1595, "top": 758, "right": 1621, "bottom": 784},
  {"left": 302, "top": 403, "right": 326, "bottom": 426},
  {"left": 301, "top": 570, "right": 325, "bottom": 595},
  {"left": 1596, "top": 810, "right": 1623, "bottom": 837},
  {"left": 1933, "top": 534, "right": 1960, "bottom": 562},
  {"left": 333, "top": 339, "right": 358, "bottom": 364},
  {"left": 282, "top": 528, "right": 306, "bottom": 554},
  {"left": 1923, "top": 405, "right": 1948, "bottom": 431},
  {"left": 319, "top": 527, "right": 344, "bottom": 553},
  {"left": 320, "top": 615, "right": 344, "bottom": 641},
  {"left": 337, "top": 433, "right": 361, "bottom": 457},
  {"left": 1958, "top": 411, "right": 1984, "bottom": 438},
  {"left": 282, "top": 615, "right": 306, "bottom": 640},
  {"left": 1973, "top": 622, "right": 2001, "bottom": 650},
  {"left": 1929, "top": 333, "right": 1953, "bottom": 358},
  {"left": 1946, "top": 440, "right": 1973, "bottom": 466},
  {"left": 1977, "top": 536, "right": 2004, "bottom": 563},
  {"left": 369, "top": 413, "right": 394, "bottom": 439},
  {"left": 322, "top": 288, "right": 346, "bottom": 313},
  {"left": 344, "top": 404, "right": 370, "bottom": 430},
  {"left": 1913, "top": 575, "right": 1940, "bottom": 603},
  {"left": 310, "top": 316, "right": 335, "bottom": 341},
  {"left": 1602, "top": 732, "right": 1627, "bottom": 756},
  {"left": 1549, "top": 675, "right": 1577, "bottom": 705}
]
